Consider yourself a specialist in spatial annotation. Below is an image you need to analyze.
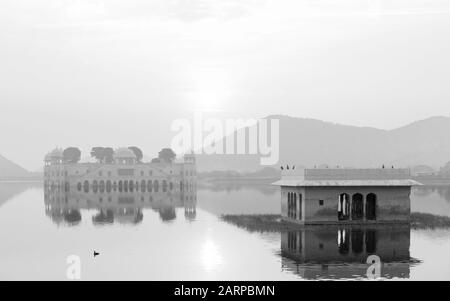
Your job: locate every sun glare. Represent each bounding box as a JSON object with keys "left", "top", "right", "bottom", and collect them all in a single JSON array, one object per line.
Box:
[
  {"left": 186, "top": 69, "right": 232, "bottom": 112},
  {"left": 200, "top": 239, "right": 223, "bottom": 272}
]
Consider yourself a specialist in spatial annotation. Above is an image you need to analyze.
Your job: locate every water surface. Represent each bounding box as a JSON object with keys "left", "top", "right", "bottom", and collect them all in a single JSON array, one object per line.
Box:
[{"left": 1, "top": 182, "right": 450, "bottom": 280}]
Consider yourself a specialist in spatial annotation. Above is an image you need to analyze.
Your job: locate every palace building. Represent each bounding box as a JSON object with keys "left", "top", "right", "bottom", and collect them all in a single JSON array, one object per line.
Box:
[
  {"left": 43, "top": 148, "right": 196, "bottom": 197},
  {"left": 273, "top": 168, "right": 422, "bottom": 225}
]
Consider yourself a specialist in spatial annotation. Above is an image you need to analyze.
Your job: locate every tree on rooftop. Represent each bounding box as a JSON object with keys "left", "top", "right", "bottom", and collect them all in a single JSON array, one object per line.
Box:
[
  {"left": 63, "top": 147, "right": 81, "bottom": 164},
  {"left": 151, "top": 158, "right": 161, "bottom": 163},
  {"left": 103, "top": 147, "right": 114, "bottom": 164},
  {"left": 90, "top": 147, "right": 105, "bottom": 163},
  {"left": 158, "top": 148, "right": 176, "bottom": 163},
  {"left": 128, "top": 146, "right": 143, "bottom": 163}
]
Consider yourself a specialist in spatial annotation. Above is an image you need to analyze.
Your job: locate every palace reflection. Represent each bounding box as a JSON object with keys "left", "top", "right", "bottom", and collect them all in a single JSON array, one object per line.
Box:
[
  {"left": 281, "top": 226, "right": 412, "bottom": 280},
  {"left": 44, "top": 184, "right": 197, "bottom": 226}
]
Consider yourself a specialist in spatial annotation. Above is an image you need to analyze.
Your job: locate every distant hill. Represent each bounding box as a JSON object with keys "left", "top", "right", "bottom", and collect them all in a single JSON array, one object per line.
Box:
[
  {"left": 196, "top": 116, "right": 450, "bottom": 172},
  {"left": 0, "top": 154, "right": 31, "bottom": 179}
]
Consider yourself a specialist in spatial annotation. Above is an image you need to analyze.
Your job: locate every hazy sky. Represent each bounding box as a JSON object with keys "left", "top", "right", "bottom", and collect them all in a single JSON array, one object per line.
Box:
[{"left": 1, "top": 0, "right": 450, "bottom": 170}]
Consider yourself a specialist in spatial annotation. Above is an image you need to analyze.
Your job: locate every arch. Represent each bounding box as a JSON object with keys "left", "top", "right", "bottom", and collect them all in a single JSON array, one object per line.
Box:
[
  {"left": 118, "top": 180, "right": 123, "bottom": 192},
  {"left": 99, "top": 180, "right": 105, "bottom": 193},
  {"left": 129, "top": 180, "right": 134, "bottom": 192},
  {"left": 83, "top": 180, "right": 89, "bottom": 193},
  {"left": 154, "top": 180, "right": 159, "bottom": 192},
  {"left": 124, "top": 180, "right": 128, "bottom": 192},
  {"left": 366, "top": 193, "right": 377, "bottom": 220},
  {"left": 141, "top": 180, "right": 146, "bottom": 193},
  {"left": 77, "top": 182, "right": 82, "bottom": 192},
  {"left": 338, "top": 193, "right": 350, "bottom": 221},
  {"left": 351, "top": 193, "right": 364, "bottom": 220},
  {"left": 113, "top": 181, "right": 117, "bottom": 192},
  {"left": 106, "top": 180, "right": 112, "bottom": 193},
  {"left": 287, "top": 192, "right": 297, "bottom": 219},
  {"left": 92, "top": 180, "right": 99, "bottom": 193},
  {"left": 162, "top": 180, "right": 167, "bottom": 192}
]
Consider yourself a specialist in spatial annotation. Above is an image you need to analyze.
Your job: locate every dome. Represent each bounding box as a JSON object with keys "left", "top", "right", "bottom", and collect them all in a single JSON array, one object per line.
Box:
[
  {"left": 49, "top": 148, "right": 64, "bottom": 159},
  {"left": 44, "top": 152, "right": 52, "bottom": 161},
  {"left": 114, "top": 148, "right": 137, "bottom": 159}
]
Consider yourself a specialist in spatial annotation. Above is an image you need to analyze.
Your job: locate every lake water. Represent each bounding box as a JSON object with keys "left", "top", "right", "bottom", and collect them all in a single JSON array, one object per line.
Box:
[{"left": 1, "top": 181, "right": 450, "bottom": 281}]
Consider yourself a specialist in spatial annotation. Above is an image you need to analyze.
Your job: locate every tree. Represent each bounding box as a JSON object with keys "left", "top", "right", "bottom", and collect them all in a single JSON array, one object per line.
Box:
[
  {"left": 128, "top": 146, "right": 143, "bottom": 163},
  {"left": 158, "top": 148, "right": 176, "bottom": 163},
  {"left": 103, "top": 147, "right": 114, "bottom": 164},
  {"left": 441, "top": 162, "right": 450, "bottom": 175},
  {"left": 63, "top": 147, "right": 81, "bottom": 164},
  {"left": 90, "top": 147, "right": 105, "bottom": 163}
]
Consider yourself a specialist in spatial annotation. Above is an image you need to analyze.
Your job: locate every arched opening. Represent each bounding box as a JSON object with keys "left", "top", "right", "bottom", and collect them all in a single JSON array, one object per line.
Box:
[
  {"left": 106, "top": 180, "right": 112, "bottom": 193},
  {"left": 162, "top": 180, "right": 167, "bottom": 192},
  {"left": 129, "top": 180, "right": 134, "bottom": 192},
  {"left": 141, "top": 180, "right": 146, "bottom": 193},
  {"left": 77, "top": 182, "right": 82, "bottom": 192},
  {"left": 99, "top": 180, "right": 105, "bottom": 193},
  {"left": 287, "top": 192, "right": 297, "bottom": 219},
  {"left": 92, "top": 180, "right": 98, "bottom": 193},
  {"left": 154, "top": 180, "right": 159, "bottom": 192},
  {"left": 298, "top": 193, "right": 302, "bottom": 221},
  {"left": 366, "top": 193, "right": 377, "bottom": 220},
  {"left": 83, "top": 180, "right": 89, "bottom": 193},
  {"left": 338, "top": 193, "right": 350, "bottom": 221},
  {"left": 118, "top": 180, "right": 123, "bottom": 192},
  {"left": 351, "top": 193, "right": 364, "bottom": 220}
]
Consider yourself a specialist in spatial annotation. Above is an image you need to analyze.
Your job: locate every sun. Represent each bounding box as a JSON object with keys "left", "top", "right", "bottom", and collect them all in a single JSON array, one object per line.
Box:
[{"left": 186, "top": 68, "right": 232, "bottom": 112}]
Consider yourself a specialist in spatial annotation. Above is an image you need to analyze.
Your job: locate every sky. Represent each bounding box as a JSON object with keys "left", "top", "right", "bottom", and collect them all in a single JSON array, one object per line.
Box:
[{"left": 1, "top": 0, "right": 450, "bottom": 170}]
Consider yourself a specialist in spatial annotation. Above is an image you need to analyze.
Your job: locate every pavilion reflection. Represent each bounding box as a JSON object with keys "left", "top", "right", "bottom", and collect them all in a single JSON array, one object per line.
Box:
[
  {"left": 281, "top": 226, "right": 413, "bottom": 280},
  {"left": 44, "top": 186, "right": 197, "bottom": 226}
]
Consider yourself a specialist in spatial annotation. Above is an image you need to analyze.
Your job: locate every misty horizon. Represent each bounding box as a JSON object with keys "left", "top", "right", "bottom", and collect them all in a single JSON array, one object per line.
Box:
[{"left": 1, "top": 114, "right": 450, "bottom": 172}]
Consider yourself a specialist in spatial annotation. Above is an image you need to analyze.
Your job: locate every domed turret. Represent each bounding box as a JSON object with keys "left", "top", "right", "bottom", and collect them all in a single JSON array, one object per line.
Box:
[
  {"left": 47, "top": 148, "right": 64, "bottom": 164},
  {"left": 114, "top": 147, "right": 137, "bottom": 165}
]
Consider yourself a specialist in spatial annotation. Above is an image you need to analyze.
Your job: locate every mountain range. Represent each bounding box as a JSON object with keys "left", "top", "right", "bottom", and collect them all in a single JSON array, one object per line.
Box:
[
  {"left": 196, "top": 116, "right": 450, "bottom": 172},
  {"left": 1, "top": 116, "right": 450, "bottom": 176},
  {"left": 0, "top": 154, "right": 33, "bottom": 179}
]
